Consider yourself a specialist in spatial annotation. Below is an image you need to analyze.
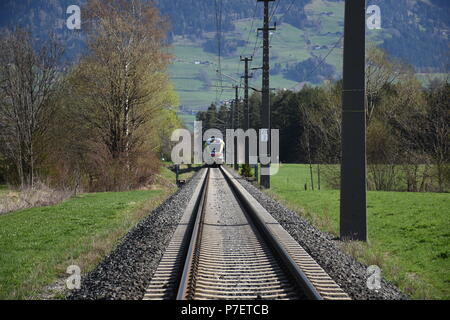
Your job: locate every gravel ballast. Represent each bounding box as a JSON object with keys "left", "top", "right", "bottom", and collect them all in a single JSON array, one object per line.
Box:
[
  {"left": 68, "top": 171, "right": 205, "bottom": 300},
  {"left": 69, "top": 166, "right": 408, "bottom": 300},
  {"left": 225, "top": 167, "right": 408, "bottom": 300}
]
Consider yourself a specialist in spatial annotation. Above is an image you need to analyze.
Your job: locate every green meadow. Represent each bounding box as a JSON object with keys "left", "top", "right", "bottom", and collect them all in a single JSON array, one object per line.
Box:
[
  {"left": 0, "top": 190, "right": 164, "bottom": 299},
  {"left": 0, "top": 165, "right": 196, "bottom": 299},
  {"left": 265, "top": 163, "right": 450, "bottom": 299},
  {"left": 169, "top": 0, "right": 349, "bottom": 114}
]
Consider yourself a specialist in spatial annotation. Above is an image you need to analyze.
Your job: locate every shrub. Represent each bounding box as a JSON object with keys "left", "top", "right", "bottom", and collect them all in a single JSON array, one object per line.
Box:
[
  {"left": 0, "top": 182, "right": 72, "bottom": 215},
  {"left": 240, "top": 164, "right": 253, "bottom": 177}
]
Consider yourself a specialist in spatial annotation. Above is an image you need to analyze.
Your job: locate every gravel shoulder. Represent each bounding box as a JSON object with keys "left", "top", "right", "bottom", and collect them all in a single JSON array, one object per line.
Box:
[
  {"left": 68, "top": 170, "right": 205, "bottom": 300},
  {"left": 225, "top": 167, "right": 408, "bottom": 300}
]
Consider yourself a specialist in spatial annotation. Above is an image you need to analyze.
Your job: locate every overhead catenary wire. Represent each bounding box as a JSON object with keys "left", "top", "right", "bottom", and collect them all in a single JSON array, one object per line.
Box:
[
  {"left": 287, "top": 34, "right": 344, "bottom": 91},
  {"left": 225, "top": 1, "right": 283, "bottom": 101},
  {"left": 263, "top": 0, "right": 344, "bottom": 90},
  {"left": 214, "top": 0, "right": 224, "bottom": 103},
  {"left": 235, "top": 0, "right": 259, "bottom": 77},
  {"left": 247, "top": 0, "right": 281, "bottom": 88},
  {"left": 269, "top": 0, "right": 282, "bottom": 21},
  {"left": 269, "top": 0, "right": 295, "bottom": 43},
  {"left": 226, "top": 0, "right": 342, "bottom": 104}
]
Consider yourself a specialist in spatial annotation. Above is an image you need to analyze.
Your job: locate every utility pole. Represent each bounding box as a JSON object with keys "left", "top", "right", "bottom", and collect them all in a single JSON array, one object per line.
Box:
[
  {"left": 241, "top": 56, "right": 253, "bottom": 165},
  {"left": 234, "top": 85, "right": 239, "bottom": 171},
  {"left": 258, "top": 0, "right": 275, "bottom": 189},
  {"left": 340, "top": 0, "right": 367, "bottom": 241},
  {"left": 229, "top": 96, "right": 234, "bottom": 130},
  {"left": 241, "top": 56, "right": 253, "bottom": 131}
]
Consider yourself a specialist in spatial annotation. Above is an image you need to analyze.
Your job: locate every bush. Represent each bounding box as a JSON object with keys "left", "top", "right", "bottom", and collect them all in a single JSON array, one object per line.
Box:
[
  {"left": 0, "top": 181, "right": 73, "bottom": 215},
  {"left": 240, "top": 164, "right": 253, "bottom": 177},
  {"left": 86, "top": 144, "right": 161, "bottom": 192},
  {"left": 367, "top": 164, "right": 400, "bottom": 191}
]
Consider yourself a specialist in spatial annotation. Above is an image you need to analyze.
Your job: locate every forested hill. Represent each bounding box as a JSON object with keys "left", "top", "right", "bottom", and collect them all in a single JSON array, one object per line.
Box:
[
  {"left": 154, "top": 0, "right": 449, "bottom": 71},
  {"left": 154, "top": 0, "right": 310, "bottom": 35},
  {"left": 0, "top": 0, "right": 86, "bottom": 61},
  {"left": 0, "top": 0, "right": 448, "bottom": 70}
]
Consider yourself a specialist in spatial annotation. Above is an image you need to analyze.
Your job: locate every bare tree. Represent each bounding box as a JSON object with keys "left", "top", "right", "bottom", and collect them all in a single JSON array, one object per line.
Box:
[
  {"left": 423, "top": 82, "right": 450, "bottom": 192},
  {"left": 0, "top": 29, "right": 63, "bottom": 187},
  {"left": 365, "top": 46, "right": 412, "bottom": 125},
  {"left": 386, "top": 76, "right": 449, "bottom": 192}
]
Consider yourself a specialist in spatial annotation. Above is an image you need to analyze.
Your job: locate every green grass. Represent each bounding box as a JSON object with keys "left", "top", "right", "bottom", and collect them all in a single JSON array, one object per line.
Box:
[
  {"left": 0, "top": 189, "right": 166, "bottom": 299},
  {"left": 266, "top": 163, "right": 450, "bottom": 299},
  {"left": 270, "top": 163, "right": 333, "bottom": 190},
  {"left": 305, "top": 0, "right": 344, "bottom": 16},
  {"left": 159, "top": 162, "right": 199, "bottom": 182},
  {"left": 0, "top": 185, "right": 8, "bottom": 196}
]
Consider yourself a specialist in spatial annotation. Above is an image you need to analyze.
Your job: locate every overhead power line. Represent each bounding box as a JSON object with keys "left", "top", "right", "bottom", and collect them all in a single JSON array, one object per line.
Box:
[
  {"left": 288, "top": 34, "right": 343, "bottom": 90},
  {"left": 236, "top": 0, "right": 259, "bottom": 76},
  {"left": 214, "top": 0, "right": 224, "bottom": 103}
]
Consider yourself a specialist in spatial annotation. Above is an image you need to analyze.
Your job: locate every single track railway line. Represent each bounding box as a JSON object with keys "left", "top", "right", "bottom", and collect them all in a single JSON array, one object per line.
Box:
[{"left": 144, "top": 166, "right": 350, "bottom": 300}]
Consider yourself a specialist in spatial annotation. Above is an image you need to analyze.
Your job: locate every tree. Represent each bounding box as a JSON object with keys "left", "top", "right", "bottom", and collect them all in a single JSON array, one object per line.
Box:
[
  {"left": 423, "top": 82, "right": 450, "bottom": 191},
  {"left": 59, "top": 0, "right": 175, "bottom": 191},
  {"left": 365, "top": 46, "right": 412, "bottom": 125},
  {"left": 0, "top": 28, "right": 63, "bottom": 187}
]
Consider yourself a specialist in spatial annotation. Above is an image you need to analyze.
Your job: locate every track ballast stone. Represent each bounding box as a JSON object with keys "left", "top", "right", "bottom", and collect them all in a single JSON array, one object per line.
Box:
[
  {"left": 68, "top": 171, "right": 204, "bottom": 300},
  {"left": 68, "top": 166, "right": 408, "bottom": 300},
  {"left": 227, "top": 168, "right": 408, "bottom": 300}
]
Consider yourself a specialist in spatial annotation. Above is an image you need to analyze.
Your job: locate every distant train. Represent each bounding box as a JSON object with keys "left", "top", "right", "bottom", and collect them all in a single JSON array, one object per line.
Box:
[{"left": 204, "top": 136, "right": 225, "bottom": 166}]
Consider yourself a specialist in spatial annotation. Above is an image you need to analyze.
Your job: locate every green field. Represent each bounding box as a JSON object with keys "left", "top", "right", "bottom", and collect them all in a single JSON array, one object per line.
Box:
[
  {"left": 0, "top": 189, "right": 168, "bottom": 299},
  {"left": 169, "top": 0, "right": 349, "bottom": 115},
  {"left": 0, "top": 164, "right": 199, "bottom": 300},
  {"left": 0, "top": 163, "right": 200, "bottom": 299},
  {"left": 265, "top": 163, "right": 450, "bottom": 299}
]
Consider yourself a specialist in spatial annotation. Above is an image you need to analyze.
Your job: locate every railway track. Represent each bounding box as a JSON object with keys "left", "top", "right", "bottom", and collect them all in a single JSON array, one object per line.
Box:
[{"left": 143, "top": 166, "right": 350, "bottom": 300}]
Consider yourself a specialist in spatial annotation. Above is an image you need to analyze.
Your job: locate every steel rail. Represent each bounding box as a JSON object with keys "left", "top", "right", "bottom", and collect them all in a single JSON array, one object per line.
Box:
[
  {"left": 219, "top": 165, "right": 323, "bottom": 300},
  {"left": 176, "top": 168, "right": 211, "bottom": 300},
  {"left": 145, "top": 166, "right": 349, "bottom": 300}
]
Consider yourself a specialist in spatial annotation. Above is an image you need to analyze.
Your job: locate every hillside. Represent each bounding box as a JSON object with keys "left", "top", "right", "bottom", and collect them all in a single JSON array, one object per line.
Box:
[
  {"left": 155, "top": 0, "right": 449, "bottom": 71},
  {"left": 156, "top": 0, "right": 449, "bottom": 114},
  {"left": 0, "top": 0, "right": 86, "bottom": 61},
  {"left": 0, "top": 0, "right": 448, "bottom": 117}
]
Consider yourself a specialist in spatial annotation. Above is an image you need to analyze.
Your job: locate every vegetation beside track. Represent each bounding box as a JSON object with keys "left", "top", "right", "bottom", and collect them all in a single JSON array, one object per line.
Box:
[
  {"left": 0, "top": 164, "right": 197, "bottom": 300},
  {"left": 0, "top": 185, "right": 8, "bottom": 196},
  {"left": 263, "top": 163, "right": 449, "bottom": 299}
]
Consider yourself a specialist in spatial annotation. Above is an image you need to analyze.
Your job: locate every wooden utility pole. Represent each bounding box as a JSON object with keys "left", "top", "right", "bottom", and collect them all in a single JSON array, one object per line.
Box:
[
  {"left": 340, "top": 0, "right": 367, "bottom": 241},
  {"left": 258, "top": 0, "right": 275, "bottom": 189}
]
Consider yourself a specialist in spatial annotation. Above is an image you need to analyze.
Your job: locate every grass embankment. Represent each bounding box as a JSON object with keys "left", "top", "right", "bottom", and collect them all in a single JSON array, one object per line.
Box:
[
  {"left": 265, "top": 164, "right": 449, "bottom": 299},
  {"left": 0, "top": 164, "right": 196, "bottom": 299}
]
